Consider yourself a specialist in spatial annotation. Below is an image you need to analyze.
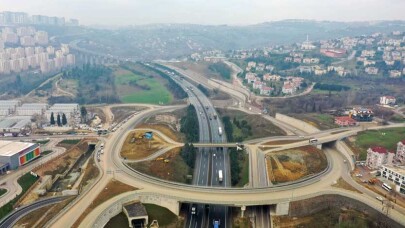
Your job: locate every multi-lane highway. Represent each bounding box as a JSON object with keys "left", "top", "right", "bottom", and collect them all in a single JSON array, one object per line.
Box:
[{"left": 150, "top": 64, "right": 230, "bottom": 228}]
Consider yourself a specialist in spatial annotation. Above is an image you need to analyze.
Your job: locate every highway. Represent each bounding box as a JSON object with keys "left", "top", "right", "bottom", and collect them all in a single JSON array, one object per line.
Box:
[
  {"left": 150, "top": 65, "right": 230, "bottom": 228},
  {"left": 0, "top": 196, "right": 67, "bottom": 228},
  {"left": 65, "top": 103, "right": 405, "bottom": 228}
]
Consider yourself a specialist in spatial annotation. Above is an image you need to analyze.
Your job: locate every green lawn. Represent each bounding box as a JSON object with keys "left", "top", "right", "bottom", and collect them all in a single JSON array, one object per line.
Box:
[
  {"left": 115, "top": 70, "right": 173, "bottom": 104},
  {"left": 144, "top": 204, "right": 178, "bottom": 226},
  {"left": 41, "top": 150, "right": 53, "bottom": 156},
  {"left": 0, "top": 189, "right": 7, "bottom": 197},
  {"left": 0, "top": 172, "right": 38, "bottom": 219},
  {"left": 354, "top": 128, "right": 405, "bottom": 160}
]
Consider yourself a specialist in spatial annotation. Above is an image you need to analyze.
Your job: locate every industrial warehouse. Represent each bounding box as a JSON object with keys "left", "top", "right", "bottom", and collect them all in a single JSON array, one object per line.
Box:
[{"left": 0, "top": 140, "right": 40, "bottom": 172}]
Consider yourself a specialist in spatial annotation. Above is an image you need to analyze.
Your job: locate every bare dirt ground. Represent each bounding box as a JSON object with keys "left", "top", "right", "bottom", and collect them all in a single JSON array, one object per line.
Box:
[
  {"left": 136, "top": 123, "right": 183, "bottom": 142},
  {"left": 129, "top": 147, "right": 191, "bottom": 184},
  {"left": 111, "top": 106, "right": 146, "bottom": 124},
  {"left": 267, "top": 146, "right": 327, "bottom": 184},
  {"left": 120, "top": 130, "right": 170, "bottom": 160},
  {"left": 72, "top": 179, "right": 137, "bottom": 228},
  {"left": 86, "top": 107, "right": 107, "bottom": 126},
  {"left": 274, "top": 208, "right": 374, "bottom": 228},
  {"left": 34, "top": 139, "right": 89, "bottom": 177},
  {"left": 332, "top": 177, "right": 362, "bottom": 194}
]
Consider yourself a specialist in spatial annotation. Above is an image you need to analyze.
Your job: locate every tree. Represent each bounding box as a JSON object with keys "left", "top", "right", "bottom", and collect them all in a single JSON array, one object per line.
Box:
[
  {"left": 80, "top": 106, "right": 87, "bottom": 123},
  {"left": 57, "top": 114, "right": 61, "bottom": 127},
  {"left": 50, "top": 112, "right": 55, "bottom": 125},
  {"left": 62, "top": 113, "right": 67, "bottom": 126}
]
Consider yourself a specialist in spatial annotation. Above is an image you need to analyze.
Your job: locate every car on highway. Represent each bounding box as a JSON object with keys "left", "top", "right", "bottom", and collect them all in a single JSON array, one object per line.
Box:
[
  {"left": 376, "top": 196, "right": 384, "bottom": 201},
  {"left": 191, "top": 205, "right": 197, "bottom": 215}
]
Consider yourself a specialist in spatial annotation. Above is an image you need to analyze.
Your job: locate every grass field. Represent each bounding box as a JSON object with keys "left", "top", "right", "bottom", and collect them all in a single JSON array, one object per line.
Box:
[
  {"left": 0, "top": 189, "right": 6, "bottom": 197},
  {"left": 114, "top": 69, "right": 173, "bottom": 104},
  {"left": 349, "top": 128, "right": 405, "bottom": 160},
  {"left": 290, "top": 113, "right": 338, "bottom": 130},
  {"left": 144, "top": 204, "right": 179, "bottom": 226},
  {"left": 0, "top": 173, "right": 38, "bottom": 219},
  {"left": 129, "top": 148, "right": 192, "bottom": 184}
]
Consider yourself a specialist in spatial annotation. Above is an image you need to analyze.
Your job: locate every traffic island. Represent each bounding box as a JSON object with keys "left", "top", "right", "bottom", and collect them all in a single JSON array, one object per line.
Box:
[
  {"left": 266, "top": 146, "right": 327, "bottom": 184},
  {"left": 120, "top": 129, "right": 173, "bottom": 160}
]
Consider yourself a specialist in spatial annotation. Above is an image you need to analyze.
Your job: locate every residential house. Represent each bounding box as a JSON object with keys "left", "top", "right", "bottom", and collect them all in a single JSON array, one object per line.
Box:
[
  {"left": 293, "top": 57, "right": 302, "bottom": 63},
  {"left": 263, "top": 74, "right": 281, "bottom": 81},
  {"left": 380, "top": 96, "right": 396, "bottom": 105},
  {"left": 265, "top": 65, "right": 274, "bottom": 72},
  {"left": 365, "top": 67, "right": 379, "bottom": 75},
  {"left": 314, "top": 68, "right": 327, "bottom": 76},
  {"left": 385, "top": 60, "right": 395, "bottom": 66},
  {"left": 361, "top": 50, "right": 376, "bottom": 57},
  {"left": 245, "top": 72, "right": 257, "bottom": 84},
  {"left": 282, "top": 83, "right": 295, "bottom": 94},
  {"left": 366, "top": 146, "right": 394, "bottom": 169},
  {"left": 256, "top": 63, "right": 265, "bottom": 71},
  {"left": 299, "top": 66, "right": 312, "bottom": 74},
  {"left": 334, "top": 116, "right": 357, "bottom": 127},
  {"left": 247, "top": 61, "right": 256, "bottom": 68},
  {"left": 364, "top": 60, "right": 376, "bottom": 66},
  {"left": 396, "top": 140, "right": 405, "bottom": 165},
  {"left": 260, "top": 86, "right": 273, "bottom": 96},
  {"left": 253, "top": 81, "right": 263, "bottom": 90},
  {"left": 389, "top": 70, "right": 402, "bottom": 78}
]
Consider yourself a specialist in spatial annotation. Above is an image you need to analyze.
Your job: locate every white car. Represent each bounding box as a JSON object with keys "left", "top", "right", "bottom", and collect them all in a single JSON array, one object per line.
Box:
[
  {"left": 355, "top": 174, "right": 363, "bottom": 177},
  {"left": 376, "top": 196, "right": 384, "bottom": 201}
]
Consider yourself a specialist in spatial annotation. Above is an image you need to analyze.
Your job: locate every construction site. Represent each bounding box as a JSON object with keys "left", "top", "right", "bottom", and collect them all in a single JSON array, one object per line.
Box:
[{"left": 120, "top": 129, "right": 171, "bottom": 160}]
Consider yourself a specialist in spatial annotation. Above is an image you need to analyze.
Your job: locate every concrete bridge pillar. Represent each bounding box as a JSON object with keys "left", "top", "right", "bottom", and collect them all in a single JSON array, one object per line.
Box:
[
  {"left": 240, "top": 205, "right": 246, "bottom": 217},
  {"left": 275, "top": 201, "right": 290, "bottom": 216}
]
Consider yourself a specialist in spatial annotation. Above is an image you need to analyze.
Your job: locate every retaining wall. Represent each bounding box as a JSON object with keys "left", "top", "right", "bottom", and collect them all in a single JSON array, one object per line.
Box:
[{"left": 275, "top": 113, "right": 320, "bottom": 134}]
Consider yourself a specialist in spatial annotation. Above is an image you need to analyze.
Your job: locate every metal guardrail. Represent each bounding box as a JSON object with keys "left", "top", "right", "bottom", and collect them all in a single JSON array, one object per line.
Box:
[{"left": 0, "top": 196, "right": 67, "bottom": 228}]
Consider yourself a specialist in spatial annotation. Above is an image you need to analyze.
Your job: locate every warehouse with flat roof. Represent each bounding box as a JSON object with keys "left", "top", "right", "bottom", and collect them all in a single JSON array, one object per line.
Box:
[{"left": 0, "top": 140, "right": 40, "bottom": 171}]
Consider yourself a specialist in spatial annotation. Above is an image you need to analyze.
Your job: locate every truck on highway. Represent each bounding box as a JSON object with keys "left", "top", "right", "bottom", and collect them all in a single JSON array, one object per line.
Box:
[
  {"left": 213, "top": 219, "right": 220, "bottom": 228},
  {"left": 218, "top": 127, "right": 222, "bottom": 136},
  {"left": 218, "top": 170, "right": 223, "bottom": 182}
]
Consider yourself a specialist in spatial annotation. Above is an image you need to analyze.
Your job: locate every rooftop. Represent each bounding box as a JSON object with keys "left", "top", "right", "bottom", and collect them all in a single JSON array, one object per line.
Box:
[
  {"left": 382, "top": 165, "right": 405, "bottom": 176},
  {"left": 0, "top": 140, "right": 36, "bottom": 157},
  {"left": 123, "top": 202, "right": 148, "bottom": 217}
]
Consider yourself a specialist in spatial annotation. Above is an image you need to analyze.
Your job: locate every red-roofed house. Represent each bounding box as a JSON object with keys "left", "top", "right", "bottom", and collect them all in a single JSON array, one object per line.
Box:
[
  {"left": 366, "top": 146, "right": 394, "bottom": 169},
  {"left": 335, "top": 116, "right": 357, "bottom": 127},
  {"left": 380, "top": 96, "right": 396, "bottom": 105},
  {"left": 396, "top": 140, "right": 405, "bottom": 165},
  {"left": 260, "top": 86, "right": 273, "bottom": 96}
]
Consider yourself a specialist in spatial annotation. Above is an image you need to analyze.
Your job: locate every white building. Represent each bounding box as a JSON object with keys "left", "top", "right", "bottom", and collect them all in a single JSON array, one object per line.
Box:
[
  {"left": 380, "top": 96, "right": 396, "bottom": 105},
  {"left": 396, "top": 140, "right": 405, "bottom": 165},
  {"left": 381, "top": 165, "right": 405, "bottom": 194},
  {"left": 366, "top": 146, "right": 394, "bottom": 169},
  {"left": 15, "top": 103, "right": 48, "bottom": 116}
]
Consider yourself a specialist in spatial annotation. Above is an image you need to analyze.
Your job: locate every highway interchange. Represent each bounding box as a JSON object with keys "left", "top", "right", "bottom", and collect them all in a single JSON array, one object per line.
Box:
[{"left": 1, "top": 57, "right": 405, "bottom": 227}]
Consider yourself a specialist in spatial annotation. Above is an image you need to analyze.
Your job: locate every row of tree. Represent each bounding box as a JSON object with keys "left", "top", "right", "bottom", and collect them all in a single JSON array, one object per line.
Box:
[
  {"left": 180, "top": 143, "right": 197, "bottom": 169},
  {"left": 142, "top": 63, "right": 188, "bottom": 99},
  {"left": 208, "top": 62, "right": 232, "bottom": 80},
  {"left": 180, "top": 105, "right": 200, "bottom": 142},
  {"left": 229, "top": 147, "right": 245, "bottom": 186},
  {"left": 314, "top": 83, "right": 350, "bottom": 92},
  {"left": 50, "top": 112, "right": 68, "bottom": 126}
]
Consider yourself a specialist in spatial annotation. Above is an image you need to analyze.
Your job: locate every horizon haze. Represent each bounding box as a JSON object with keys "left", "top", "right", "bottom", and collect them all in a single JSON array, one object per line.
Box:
[{"left": 2, "top": 0, "right": 405, "bottom": 26}]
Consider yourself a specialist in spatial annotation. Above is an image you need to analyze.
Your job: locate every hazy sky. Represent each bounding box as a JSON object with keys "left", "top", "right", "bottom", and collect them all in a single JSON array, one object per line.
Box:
[{"left": 3, "top": 0, "right": 405, "bottom": 26}]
